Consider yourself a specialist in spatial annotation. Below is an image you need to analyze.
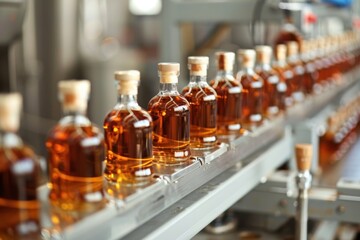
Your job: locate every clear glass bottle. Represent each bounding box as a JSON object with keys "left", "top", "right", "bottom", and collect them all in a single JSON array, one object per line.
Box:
[
  {"left": 255, "top": 45, "right": 281, "bottom": 118},
  {"left": 272, "top": 44, "right": 293, "bottom": 108},
  {"left": 148, "top": 63, "right": 191, "bottom": 164},
  {"left": 210, "top": 51, "right": 247, "bottom": 136},
  {"left": 103, "top": 71, "right": 153, "bottom": 186},
  {"left": 46, "top": 80, "right": 105, "bottom": 212},
  {"left": 236, "top": 49, "right": 264, "bottom": 130},
  {"left": 300, "top": 40, "right": 318, "bottom": 95},
  {"left": 182, "top": 56, "right": 217, "bottom": 149},
  {"left": 286, "top": 41, "right": 305, "bottom": 102},
  {"left": 0, "top": 93, "right": 41, "bottom": 239}
]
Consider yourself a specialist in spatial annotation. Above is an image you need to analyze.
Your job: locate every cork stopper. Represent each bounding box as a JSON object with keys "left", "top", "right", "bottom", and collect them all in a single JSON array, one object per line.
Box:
[
  {"left": 188, "top": 56, "right": 209, "bottom": 76},
  {"left": 237, "top": 49, "right": 256, "bottom": 68},
  {"left": 0, "top": 93, "right": 22, "bottom": 132},
  {"left": 114, "top": 70, "right": 140, "bottom": 95},
  {"left": 275, "top": 44, "right": 287, "bottom": 61},
  {"left": 255, "top": 45, "right": 272, "bottom": 65},
  {"left": 287, "top": 41, "right": 299, "bottom": 57},
  {"left": 58, "top": 80, "right": 90, "bottom": 114},
  {"left": 295, "top": 144, "right": 313, "bottom": 172},
  {"left": 158, "top": 63, "right": 180, "bottom": 84},
  {"left": 215, "top": 51, "right": 235, "bottom": 71}
]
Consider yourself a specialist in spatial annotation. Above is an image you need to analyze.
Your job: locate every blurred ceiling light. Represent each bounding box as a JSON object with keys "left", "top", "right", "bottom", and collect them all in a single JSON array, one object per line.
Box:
[{"left": 129, "top": 0, "right": 161, "bottom": 15}]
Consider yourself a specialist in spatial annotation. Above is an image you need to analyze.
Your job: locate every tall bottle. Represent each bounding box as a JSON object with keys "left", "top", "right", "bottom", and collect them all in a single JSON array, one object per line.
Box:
[
  {"left": 210, "top": 51, "right": 247, "bottom": 136},
  {"left": 255, "top": 45, "right": 282, "bottom": 118},
  {"left": 46, "top": 80, "right": 105, "bottom": 212},
  {"left": 300, "top": 40, "right": 317, "bottom": 95},
  {"left": 182, "top": 56, "right": 217, "bottom": 149},
  {"left": 286, "top": 41, "right": 305, "bottom": 102},
  {"left": 272, "top": 44, "right": 293, "bottom": 108},
  {"left": 0, "top": 93, "right": 41, "bottom": 239},
  {"left": 104, "top": 71, "right": 153, "bottom": 186},
  {"left": 236, "top": 49, "right": 264, "bottom": 130},
  {"left": 148, "top": 63, "right": 191, "bottom": 164}
]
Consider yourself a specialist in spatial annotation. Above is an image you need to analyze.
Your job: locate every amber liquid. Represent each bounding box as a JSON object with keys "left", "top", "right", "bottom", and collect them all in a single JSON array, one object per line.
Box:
[
  {"left": 46, "top": 121, "right": 105, "bottom": 212},
  {"left": 148, "top": 94, "right": 191, "bottom": 164},
  {"left": 210, "top": 76, "right": 246, "bottom": 135},
  {"left": 238, "top": 72, "right": 264, "bottom": 129},
  {"left": 256, "top": 68, "right": 281, "bottom": 118},
  {"left": 302, "top": 59, "right": 318, "bottom": 94},
  {"left": 0, "top": 144, "right": 40, "bottom": 239},
  {"left": 182, "top": 82, "right": 217, "bottom": 149},
  {"left": 273, "top": 64, "right": 294, "bottom": 108},
  {"left": 288, "top": 60, "right": 305, "bottom": 102},
  {"left": 103, "top": 108, "right": 153, "bottom": 185}
]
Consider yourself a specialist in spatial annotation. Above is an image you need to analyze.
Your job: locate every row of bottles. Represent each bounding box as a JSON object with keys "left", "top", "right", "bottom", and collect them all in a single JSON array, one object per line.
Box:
[
  {"left": 319, "top": 96, "right": 360, "bottom": 168},
  {"left": 1, "top": 30, "right": 360, "bottom": 238}
]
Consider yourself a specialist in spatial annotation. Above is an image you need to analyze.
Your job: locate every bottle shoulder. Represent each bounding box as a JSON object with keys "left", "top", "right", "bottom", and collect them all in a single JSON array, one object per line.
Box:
[
  {"left": 47, "top": 120, "right": 103, "bottom": 143},
  {"left": 104, "top": 108, "right": 152, "bottom": 126},
  {"left": 148, "top": 94, "right": 190, "bottom": 112},
  {"left": 0, "top": 137, "right": 38, "bottom": 171}
]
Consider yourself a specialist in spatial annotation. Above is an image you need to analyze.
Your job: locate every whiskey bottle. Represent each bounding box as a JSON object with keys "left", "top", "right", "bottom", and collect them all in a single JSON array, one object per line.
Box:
[
  {"left": 46, "top": 80, "right": 105, "bottom": 212},
  {"left": 272, "top": 44, "right": 293, "bottom": 108},
  {"left": 148, "top": 63, "right": 191, "bottom": 164},
  {"left": 182, "top": 56, "right": 217, "bottom": 149},
  {"left": 104, "top": 70, "right": 153, "bottom": 186},
  {"left": 210, "top": 51, "right": 247, "bottom": 136},
  {"left": 255, "top": 45, "right": 281, "bottom": 118},
  {"left": 274, "top": 13, "right": 302, "bottom": 47},
  {"left": 236, "top": 49, "right": 264, "bottom": 130},
  {"left": 286, "top": 41, "right": 305, "bottom": 102},
  {"left": 0, "top": 93, "right": 41, "bottom": 239},
  {"left": 300, "top": 40, "right": 317, "bottom": 95}
]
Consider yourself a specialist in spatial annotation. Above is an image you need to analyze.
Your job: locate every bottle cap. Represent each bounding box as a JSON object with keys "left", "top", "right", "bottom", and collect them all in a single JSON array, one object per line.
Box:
[
  {"left": 295, "top": 144, "right": 313, "bottom": 172},
  {"left": 188, "top": 56, "right": 208, "bottom": 76},
  {"left": 158, "top": 63, "right": 180, "bottom": 83},
  {"left": 114, "top": 70, "right": 140, "bottom": 95},
  {"left": 58, "top": 80, "right": 90, "bottom": 113},
  {"left": 286, "top": 41, "right": 299, "bottom": 57},
  {"left": 275, "top": 44, "right": 287, "bottom": 61},
  {"left": 0, "top": 93, "right": 22, "bottom": 132},
  {"left": 215, "top": 51, "right": 235, "bottom": 71},
  {"left": 255, "top": 45, "right": 272, "bottom": 64},
  {"left": 237, "top": 49, "right": 256, "bottom": 68}
]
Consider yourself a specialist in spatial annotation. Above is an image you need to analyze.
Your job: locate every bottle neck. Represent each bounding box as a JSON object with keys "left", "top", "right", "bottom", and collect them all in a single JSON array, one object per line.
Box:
[
  {"left": 256, "top": 62, "right": 272, "bottom": 71},
  {"left": 117, "top": 94, "right": 139, "bottom": 106},
  {"left": 216, "top": 70, "right": 234, "bottom": 78},
  {"left": 0, "top": 131, "right": 22, "bottom": 147},
  {"left": 240, "top": 65, "right": 255, "bottom": 74},
  {"left": 190, "top": 75, "right": 207, "bottom": 83},
  {"left": 160, "top": 82, "right": 179, "bottom": 94}
]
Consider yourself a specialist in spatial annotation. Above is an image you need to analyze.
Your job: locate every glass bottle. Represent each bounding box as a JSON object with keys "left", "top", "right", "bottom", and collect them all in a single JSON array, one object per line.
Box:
[
  {"left": 286, "top": 41, "right": 305, "bottom": 102},
  {"left": 0, "top": 93, "right": 41, "bottom": 239},
  {"left": 272, "top": 44, "right": 293, "bottom": 108},
  {"left": 103, "top": 71, "right": 153, "bottom": 186},
  {"left": 182, "top": 56, "right": 217, "bottom": 149},
  {"left": 300, "top": 40, "right": 318, "bottom": 95},
  {"left": 210, "top": 51, "right": 247, "bottom": 136},
  {"left": 236, "top": 49, "right": 264, "bottom": 130},
  {"left": 274, "top": 13, "right": 302, "bottom": 47},
  {"left": 46, "top": 80, "right": 105, "bottom": 212},
  {"left": 255, "top": 45, "right": 281, "bottom": 118},
  {"left": 148, "top": 63, "right": 191, "bottom": 164}
]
